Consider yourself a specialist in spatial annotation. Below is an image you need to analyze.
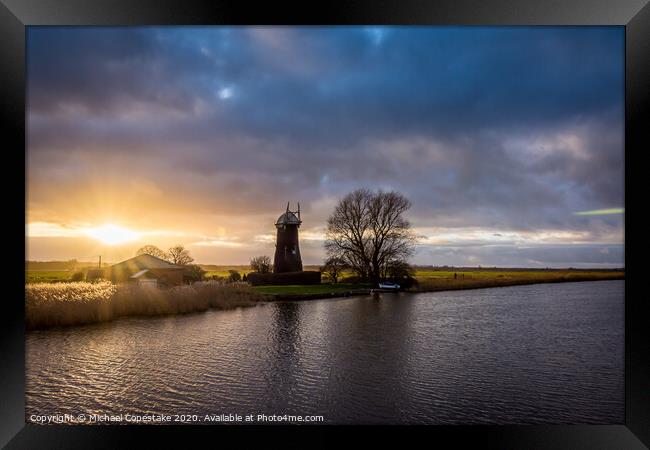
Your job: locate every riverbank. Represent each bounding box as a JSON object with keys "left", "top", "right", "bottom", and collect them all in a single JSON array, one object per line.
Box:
[
  {"left": 25, "top": 270, "right": 624, "bottom": 329},
  {"left": 414, "top": 269, "right": 624, "bottom": 293},
  {"left": 254, "top": 270, "right": 625, "bottom": 301}
]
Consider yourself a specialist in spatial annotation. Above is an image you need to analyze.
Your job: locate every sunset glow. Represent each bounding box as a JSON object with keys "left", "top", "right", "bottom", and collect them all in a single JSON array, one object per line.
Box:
[
  {"left": 26, "top": 27, "right": 624, "bottom": 267},
  {"left": 84, "top": 224, "right": 140, "bottom": 246}
]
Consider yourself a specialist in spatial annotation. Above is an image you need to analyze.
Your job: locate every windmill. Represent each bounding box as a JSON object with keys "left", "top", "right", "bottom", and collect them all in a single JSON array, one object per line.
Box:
[{"left": 273, "top": 202, "right": 303, "bottom": 273}]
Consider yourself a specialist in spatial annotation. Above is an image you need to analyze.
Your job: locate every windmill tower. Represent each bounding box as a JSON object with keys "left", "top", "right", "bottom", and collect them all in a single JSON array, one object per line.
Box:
[{"left": 273, "top": 202, "right": 303, "bottom": 273}]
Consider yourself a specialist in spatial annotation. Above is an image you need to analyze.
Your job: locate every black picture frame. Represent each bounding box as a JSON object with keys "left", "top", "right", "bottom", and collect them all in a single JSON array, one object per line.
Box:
[{"left": 2, "top": 0, "right": 647, "bottom": 448}]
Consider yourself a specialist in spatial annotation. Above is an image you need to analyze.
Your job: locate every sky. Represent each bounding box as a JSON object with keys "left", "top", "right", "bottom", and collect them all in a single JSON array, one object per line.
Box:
[{"left": 26, "top": 26, "right": 625, "bottom": 267}]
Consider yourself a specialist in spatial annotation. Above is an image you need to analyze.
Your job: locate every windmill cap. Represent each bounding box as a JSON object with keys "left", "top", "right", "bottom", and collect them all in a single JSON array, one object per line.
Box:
[{"left": 275, "top": 211, "right": 302, "bottom": 225}]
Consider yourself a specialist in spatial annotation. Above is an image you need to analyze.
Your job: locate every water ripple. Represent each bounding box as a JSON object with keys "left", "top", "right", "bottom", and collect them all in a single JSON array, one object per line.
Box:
[{"left": 26, "top": 280, "right": 624, "bottom": 424}]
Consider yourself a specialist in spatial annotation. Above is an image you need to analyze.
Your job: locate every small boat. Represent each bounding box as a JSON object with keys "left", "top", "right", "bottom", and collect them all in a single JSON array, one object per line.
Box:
[{"left": 377, "top": 282, "right": 401, "bottom": 291}]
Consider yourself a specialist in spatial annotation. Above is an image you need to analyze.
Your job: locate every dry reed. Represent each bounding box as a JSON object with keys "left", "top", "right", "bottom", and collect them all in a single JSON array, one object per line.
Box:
[{"left": 25, "top": 281, "right": 268, "bottom": 330}]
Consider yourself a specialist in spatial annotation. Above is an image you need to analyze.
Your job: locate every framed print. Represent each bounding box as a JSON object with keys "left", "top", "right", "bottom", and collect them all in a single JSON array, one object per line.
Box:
[{"left": 2, "top": 0, "right": 648, "bottom": 448}]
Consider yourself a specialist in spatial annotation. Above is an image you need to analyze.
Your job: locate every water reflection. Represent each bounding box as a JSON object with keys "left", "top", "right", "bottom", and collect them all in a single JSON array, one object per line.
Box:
[
  {"left": 264, "top": 302, "right": 303, "bottom": 412},
  {"left": 320, "top": 294, "right": 419, "bottom": 422},
  {"left": 26, "top": 281, "right": 624, "bottom": 424}
]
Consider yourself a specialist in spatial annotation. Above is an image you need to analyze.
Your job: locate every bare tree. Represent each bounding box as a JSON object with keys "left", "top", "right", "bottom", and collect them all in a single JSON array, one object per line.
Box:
[
  {"left": 321, "top": 256, "right": 348, "bottom": 284},
  {"left": 250, "top": 255, "right": 272, "bottom": 274},
  {"left": 136, "top": 245, "right": 169, "bottom": 261},
  {"left": 325, "top": 189, "right": 415, "bottom": 285},
  {"left": 167, "top": 245, "right": 194, "bottom": 266}
]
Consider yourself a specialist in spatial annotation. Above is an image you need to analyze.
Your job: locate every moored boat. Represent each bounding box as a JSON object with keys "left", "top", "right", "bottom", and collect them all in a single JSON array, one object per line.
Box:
[{"left": 375, "top": 282, "right": 401, "bottom": 292}]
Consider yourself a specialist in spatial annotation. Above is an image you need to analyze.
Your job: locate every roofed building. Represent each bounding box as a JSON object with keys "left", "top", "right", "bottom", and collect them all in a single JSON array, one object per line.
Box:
[{"left": 107, "top": 254, "right": 184, "bottom": 286}]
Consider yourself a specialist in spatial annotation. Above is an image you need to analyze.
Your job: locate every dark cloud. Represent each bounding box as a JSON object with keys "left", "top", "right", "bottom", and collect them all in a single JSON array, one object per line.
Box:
[
  {"left": 26, "top": 26, "right": 624, "bottom": 266},
  {"left": 416, "top": 243, "right": 624, "bottom": 268}
]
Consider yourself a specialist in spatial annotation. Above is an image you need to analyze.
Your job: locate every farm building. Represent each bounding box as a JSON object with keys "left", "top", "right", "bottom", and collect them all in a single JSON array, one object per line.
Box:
[{"left": 106, "top": 254, "right": 184, "bottom": 286}]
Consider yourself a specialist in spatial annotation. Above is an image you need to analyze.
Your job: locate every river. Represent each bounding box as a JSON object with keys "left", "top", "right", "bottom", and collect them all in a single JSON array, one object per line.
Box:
[{"left": 26, "top": 280, "right": 624, "bottom": 424}]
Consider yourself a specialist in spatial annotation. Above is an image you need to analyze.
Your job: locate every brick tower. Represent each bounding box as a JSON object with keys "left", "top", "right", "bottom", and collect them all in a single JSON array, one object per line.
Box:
[{"left": 273, "top": 202, "right": 303, "bottom": 273}]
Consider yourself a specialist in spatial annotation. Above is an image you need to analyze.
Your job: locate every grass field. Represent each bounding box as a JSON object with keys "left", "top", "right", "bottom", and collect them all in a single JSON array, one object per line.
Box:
[
  {"left": 412, "top": 269, "right": 624, "bottom": 292},
  {"left": 204, "top": 269, "right": 255, "bottom": 279},
  {"left": 26, "top": 271, "right": 75, "bottom": 283}
]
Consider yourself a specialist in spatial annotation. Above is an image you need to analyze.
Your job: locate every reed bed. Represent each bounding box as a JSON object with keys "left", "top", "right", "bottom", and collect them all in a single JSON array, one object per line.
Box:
[{"left": 26, "top": 281, "right": 269, "bottom": 330}]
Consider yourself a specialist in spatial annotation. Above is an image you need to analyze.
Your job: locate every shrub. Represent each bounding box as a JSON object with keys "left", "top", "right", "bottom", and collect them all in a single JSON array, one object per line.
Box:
[
  {"left": 228, "top": 270, "right": 242, "bottom": 282},
  {"left": 250, "top": 256, "right": 272, "bottom": 274},
  {"left": 71, "top": 271, "right": 85, "bottom": 282},
  {"left": 384, "top": 260, "right": 418, "bottom": 290},
  {"left": 183, "top": 264, "right": 206, "bottom": 283},
  {"left": 321, "top": 256, "right": 348, "bottom": 284},
  {"left": 385, "top": 260, "right": 415, "bottom": 280},
  {"left": 85, "top": 269, "right": 105, "bottom": 282},
  {"left": 339, "top": 275, "right": 366, "bottom": 284},
  {"left": 397, "top": 276, "right": 419, "bottom": 290}
]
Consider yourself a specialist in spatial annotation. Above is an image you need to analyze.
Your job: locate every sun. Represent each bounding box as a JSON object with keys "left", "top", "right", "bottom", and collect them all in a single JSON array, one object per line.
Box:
[{"left": 84, "top": 224, "right": 140, "bottom": 245}]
